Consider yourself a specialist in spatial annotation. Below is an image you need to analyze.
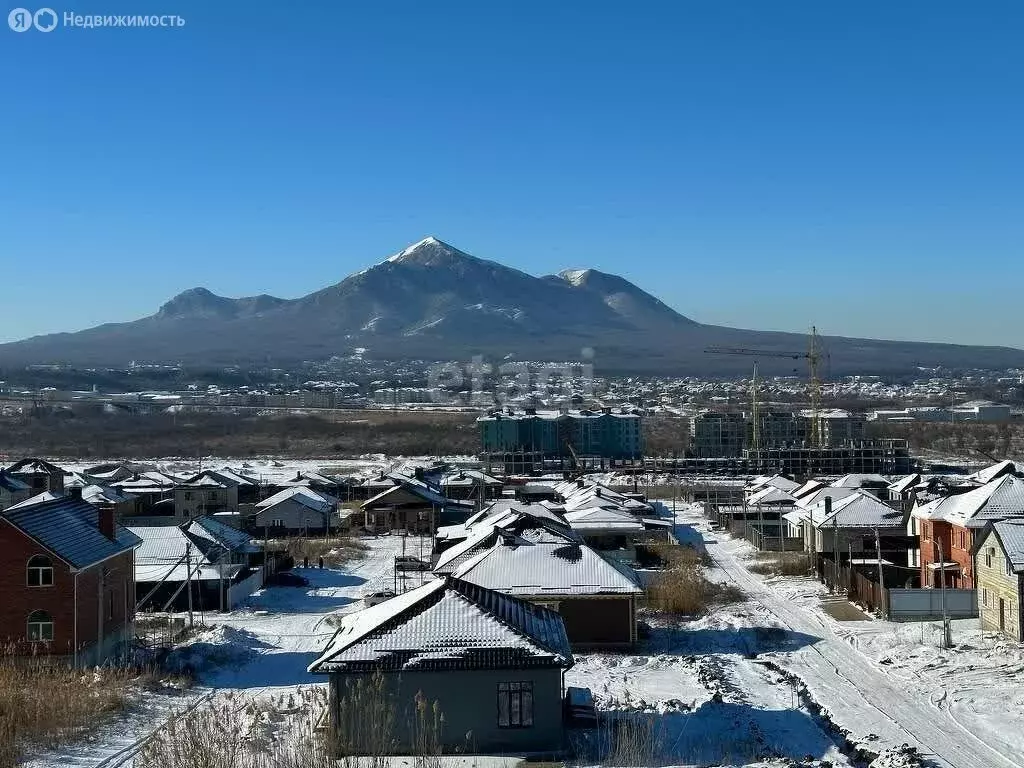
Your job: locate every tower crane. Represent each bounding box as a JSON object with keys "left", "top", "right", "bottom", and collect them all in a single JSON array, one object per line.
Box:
[{"left": 704, "top": 327, "right": 826, "bottom": 449}]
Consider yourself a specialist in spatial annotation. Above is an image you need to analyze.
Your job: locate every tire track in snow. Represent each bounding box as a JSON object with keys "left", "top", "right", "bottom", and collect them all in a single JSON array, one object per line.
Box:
[{"left": 702, "top": 529, "right": 1019, "bottom": 768}]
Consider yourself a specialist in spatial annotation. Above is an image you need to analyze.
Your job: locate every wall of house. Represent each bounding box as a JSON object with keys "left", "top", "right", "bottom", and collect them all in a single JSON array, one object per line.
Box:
[
  {"left": 0, "top": 521, "right": 135, "bottom": 662},
  {"left": 0, "top": 487, "right": 31, "bottom": 511},
  {"left": 536, "top": 595, "right": 635, "bottom": 647},
  {"left": 253, "top": 497, "right": 328, "bottom": 533},
  {"left": 975, "top": 530, "right": 1024, "bottom": 641},
  {"left": 328, "top": 666, "right": 565, "bottom": 754},
  {"left": 175, "top": 485, "right": 239, "bottom": 520},
  {"left": 919, "top": 520, "right": 973, "bottom": 588}
]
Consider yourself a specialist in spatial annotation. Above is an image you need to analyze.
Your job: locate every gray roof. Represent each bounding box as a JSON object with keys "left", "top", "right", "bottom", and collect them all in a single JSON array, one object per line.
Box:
[
  {"left": 454, "top": 532, "right": 643, "bottom": 596},
  {"left": 309, "top": 576, "right": 573, "bottom": 673},
  {"left": 816, "top": 492, "right": 905, "bottom": 529},
  {"left": 0, "top": 471, "right": 31, "bottom": 493},
  {"left": 186, "top": 515, "right": 257, "bottom": 554},
  {"left": 2, "top": 496, "right": 141, "bottom": 570},
  {"left": 991, "top": 520, "right": 1024, "bottom": 573}
]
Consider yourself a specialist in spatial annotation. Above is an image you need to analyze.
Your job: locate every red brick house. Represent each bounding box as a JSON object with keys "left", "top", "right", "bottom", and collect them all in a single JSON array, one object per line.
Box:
[
  {"left": 0, "top": 496, "right": 142, "bottom": 666},
  {"left": 913, "top": 474, "right": 1024, "bottom": 589}
]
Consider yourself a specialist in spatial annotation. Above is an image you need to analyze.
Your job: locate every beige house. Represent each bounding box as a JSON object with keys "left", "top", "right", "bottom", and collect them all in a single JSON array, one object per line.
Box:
[
  {"left": 975, "top": 519, "right": 1024, "bottom": 641},
  {"left": 174, "top": 474, "right": 239, "bottom": 520}
]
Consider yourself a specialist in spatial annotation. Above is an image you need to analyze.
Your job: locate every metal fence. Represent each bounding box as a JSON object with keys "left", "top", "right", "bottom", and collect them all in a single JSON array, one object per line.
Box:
[{"left": 817, "top": 555, "right": 978, "bottom": 620}]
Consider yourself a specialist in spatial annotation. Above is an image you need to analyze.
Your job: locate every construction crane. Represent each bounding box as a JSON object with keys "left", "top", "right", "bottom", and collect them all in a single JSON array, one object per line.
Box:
[{"left": 704, "top": 326, "right": 826, "bottom": 449}]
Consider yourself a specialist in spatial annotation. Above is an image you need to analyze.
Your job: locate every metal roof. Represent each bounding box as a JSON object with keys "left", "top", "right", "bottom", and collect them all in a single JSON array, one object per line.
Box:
[
  {"left": 914, "top": 474, "right": 1024, "bottom": 528},
  {"left": 256, "top": 486, "right": 337, "bottom": 514},
  {"left": 2, "top": 496, "right": 141, "bottom": 570},
  {"left": 309, "top": 576, "right": 573, "bottom": 673},
  {"left": 990, "top": 520, "right": 1024, "bottom": 572},
  {"left": 454, "top": 535, "right": 643, "bottom": 596},
  {"left": 0, "top": 470, "right": 31, "bottom": 493},
  {"left": 186, "top": 516, "right": 257, "bottom": 554},
  {"left": 815, "top": 492, "right": 905, "bottom": 529}
]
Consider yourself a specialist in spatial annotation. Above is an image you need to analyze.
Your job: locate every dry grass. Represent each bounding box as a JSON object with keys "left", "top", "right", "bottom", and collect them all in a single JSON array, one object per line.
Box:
[
  {"left": 0, "top": 649, "right": 138, "bottom": 768},
  {"left": 644, "top": 546, "right": 744, "bottom": 617},
  {"left": 747, "top": 552, "right": 813, "bottom": 577},
  {"left": 283, "top": 536, "right": 368, "bottom": 567},
  {"left": 138, "top": 678, "right": 447, "bottom": 768}
]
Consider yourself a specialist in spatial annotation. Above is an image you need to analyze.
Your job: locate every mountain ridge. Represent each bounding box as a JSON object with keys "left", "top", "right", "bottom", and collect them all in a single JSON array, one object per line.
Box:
[{"left": 2, "top": 237, "right": 1022, "bottom": 376}]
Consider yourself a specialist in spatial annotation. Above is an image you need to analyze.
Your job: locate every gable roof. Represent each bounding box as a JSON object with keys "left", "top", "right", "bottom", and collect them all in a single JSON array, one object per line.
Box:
[
  {"left": 914, "top": 474, "right": 1024, "bottom": 528},
  {"left": 5, "top": 457, "right": 65, "bottom": 476},
  {"left": 129, "top": 524, "right": 242, "bottom": 583},
  {"left": 987, "top": 520, "right": 1024, "bottom": 574},
  {"left": 966, "top": 460, "right": 1018, "bottom": 486},
  {"left": 795, "top": 486, "right": 861, "bottom": 509},
  {"left": 814, "top": 492, "right": 905, "bottom": 529},
  {"left": 2, "top": 496, "right": 141, "bottom": 570},
  {"left": 185, "top": 515, "right": 258, "bottom": 554},
  {"left": 309, "top": 576, "right": 573, "bottom": 674},
  {"left": 792, "top": 480, "right": 826, "bottom": 499},
  {"left": 362, "top": 478, "right": 448, "bottom": 509},
  {"left": 80, "top": 484, "right": 137, "bottom": 506},
  {"left": 888, "top": 474, "right": 922, "bottom": 494},
  {"left": 0, "top": 470, "right": 31, "bottom": 493},
  {"left": 563, "top": 506, "right": 645, "bottom": 532},
  {"left": 748, "top": 486, "right": 798, "bottom": 506},
  {"left": 831, "top": 474, "right": 889, "bottom": 489},
  {"left": 255, "top": 486, "right": 337, "bottom": 514},
  {"left": 749, "top": 474, "right": 801, "bottom": 494},
  {"left": 454, "top": 535, "right": 643, "bottom": 596}
]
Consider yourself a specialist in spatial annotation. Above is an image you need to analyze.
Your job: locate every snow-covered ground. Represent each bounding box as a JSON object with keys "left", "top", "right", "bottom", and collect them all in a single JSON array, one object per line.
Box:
[
  {"left": 32, "top": 503, "right": 1024, "bottom": 768},
  {"left": 28, "top": 534, "right": 431, "bottom": 768},
  {"left": 675, "top": 500, "right": 1024, "bottom": 768}
]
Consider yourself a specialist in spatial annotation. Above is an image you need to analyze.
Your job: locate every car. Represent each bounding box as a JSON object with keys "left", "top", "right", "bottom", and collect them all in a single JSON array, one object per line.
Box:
[
  {"left": 394, "top": 555, "right": 432, "bottom": 571},
  {"left": 363, "top": 589, "right": 396, "bottom": 607}
]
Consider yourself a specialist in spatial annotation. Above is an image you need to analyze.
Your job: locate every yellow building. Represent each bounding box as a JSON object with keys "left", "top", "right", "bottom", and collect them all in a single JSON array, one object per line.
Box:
[{"left": 974, "top": 520, "right": 1024, "bottom": 641}]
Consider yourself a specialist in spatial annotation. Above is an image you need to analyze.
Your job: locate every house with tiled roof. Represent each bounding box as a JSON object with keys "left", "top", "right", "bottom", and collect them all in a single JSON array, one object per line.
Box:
[
  {"left": 453, "top": 526, "right": 643, "bottom": 648},
  {"left": 309, "top": 576, "right": 573, "bottom": 754},
  {"left": 253, "top": 486, "right": 340, "bottom": 534},
  {"left": 913, "top": 474, "right": 1024, "bottom": 588},
  {"left": 0, "top": 495, "right": 141, "bottom": 665}
]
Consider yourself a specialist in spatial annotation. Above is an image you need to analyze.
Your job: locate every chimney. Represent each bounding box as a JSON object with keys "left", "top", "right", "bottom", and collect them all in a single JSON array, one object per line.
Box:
[
  {"left": 415, "top": 467, "right": 425, "bottom": 481},
  {"left": 97, "top": 506, "right": 117, "bottom": 541},
  {"left": 68, "top": 486, "right": 83, "bottom": 500}
]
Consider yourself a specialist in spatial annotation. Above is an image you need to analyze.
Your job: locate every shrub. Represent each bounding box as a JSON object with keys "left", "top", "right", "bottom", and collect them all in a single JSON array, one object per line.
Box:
[
  {"left": 0, "top": 648, "right": 136, "bottom": 768},
  {"left": 645, "top": 546, "right": 743, "bottom": 617}
]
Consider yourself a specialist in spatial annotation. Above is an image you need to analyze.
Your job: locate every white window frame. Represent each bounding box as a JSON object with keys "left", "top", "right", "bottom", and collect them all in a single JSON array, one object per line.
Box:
[
  {"left": 27, "top": 610, "right": 54, "bottom": 642},
  {"left": 27, "top": 555, "right": 54, "bottom": 588}
]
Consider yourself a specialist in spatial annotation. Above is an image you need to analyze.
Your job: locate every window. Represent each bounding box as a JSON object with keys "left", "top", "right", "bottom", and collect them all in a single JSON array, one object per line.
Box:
[
  {"left": 271, "top": 518, "right": 285, "bottom": 528},
  {"left": 27, "top": 611, "right": 54, "bottom": 642},
  {"left": 184, "top": 492, "right": 192, "bottom": 501},
  {"left": 983, "top": 588, "right": 989, "bottom": 606},
  {"left": 497, "top": 682, "right": 533, "bottom": 728},
  {"left": 27, "top": 555, "right": 54, "bottom": 587},
  {"left": 1007, "top": 558, "right": 1015, "bottom": 578},
  {"left": 986, "top": 548, "right": 994, "bottom": 568},
  {"left": 108, "top": 588, "right": 115, "bottom": 620}
]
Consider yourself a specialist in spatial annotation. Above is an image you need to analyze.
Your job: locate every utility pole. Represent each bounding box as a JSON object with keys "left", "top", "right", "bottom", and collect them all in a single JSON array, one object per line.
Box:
[
  {"left": 875, "top": 526, "right": 885, "bottom": 617},
  {"left": 184, "top": 542, "right": 194, "bottom": 629},
  {"left": 937, "top": 538, "right": 951, "bottom": 648}
]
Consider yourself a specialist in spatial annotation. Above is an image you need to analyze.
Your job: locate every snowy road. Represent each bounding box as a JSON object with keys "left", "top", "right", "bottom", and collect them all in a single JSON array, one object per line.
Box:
[{"left": 688, "top": 507, "right": 1021, "bottom": 768}]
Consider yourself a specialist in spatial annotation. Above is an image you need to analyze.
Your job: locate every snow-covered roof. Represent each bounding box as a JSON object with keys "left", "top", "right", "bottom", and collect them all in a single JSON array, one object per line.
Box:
[
  {"left": 792, "top": 479, "right": 826, "bottom": 499},
  {"left": 748, "top": 486, "right": 798, "bottom": 506},
  {"left": 0, "top": 470, "right": 31, "bottom": 493},
  {"left": 887, "top": 474, "right": 921, "bottom": 494},
  {"left": 441, "top": 470, "right": 503, "bottom": 487},
  {"left": 564, "top": 506, "right": 645, "bottom": 533},
  {"left": 130, "top": 525, "right": 240, "bottom": 583},
  {"left": 3, "top": 496, "right": 141, "bottom": 570},
  {"left": 914, "top": 474, "right": 1024, "bottom": 528},
  {"left": 186, "top": 515, "right": 258, "bottom": 554},
  {"left": 81, "top": 484, "right": 137, "bottom": 505},
  {"left": 454, "top": 533, "right": 642, "bottom": 596},
  {"left": 434, "top": 511, "right": 577, "bottom": 575},
  {"left": 748, "top": 474, "right": 800, "bottom": 494},
  {"left": 795, "top": 486, "right": 861, "bottom": 509},
  {"left": 989, "top": 520, "right": 1024, "bottom": 573},
  {"left": 362, "top": 477, "right": 448, "bottom": 509},
  {"left": 8, "top": 491, "right": 63, "bottom": 509},
  {"left": 830, "top": 474, "right": 889, "bottom": 489},
  {"left": 965, "top": 460, "right": 1018, "bottom": 486},
  {"left": 255, "top": 486, "right": 338, "bottom": 514},
  {"left": 309, "top": 576, "right": 573, "bottom": 673},
  {"left": 814, "top": 492, "right": 905, "bottom": 529}
]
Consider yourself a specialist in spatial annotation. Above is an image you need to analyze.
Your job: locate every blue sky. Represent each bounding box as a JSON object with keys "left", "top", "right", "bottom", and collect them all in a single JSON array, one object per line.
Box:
[{"left": 2, "top": 1, "right": 1022, "bottom": 347}]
